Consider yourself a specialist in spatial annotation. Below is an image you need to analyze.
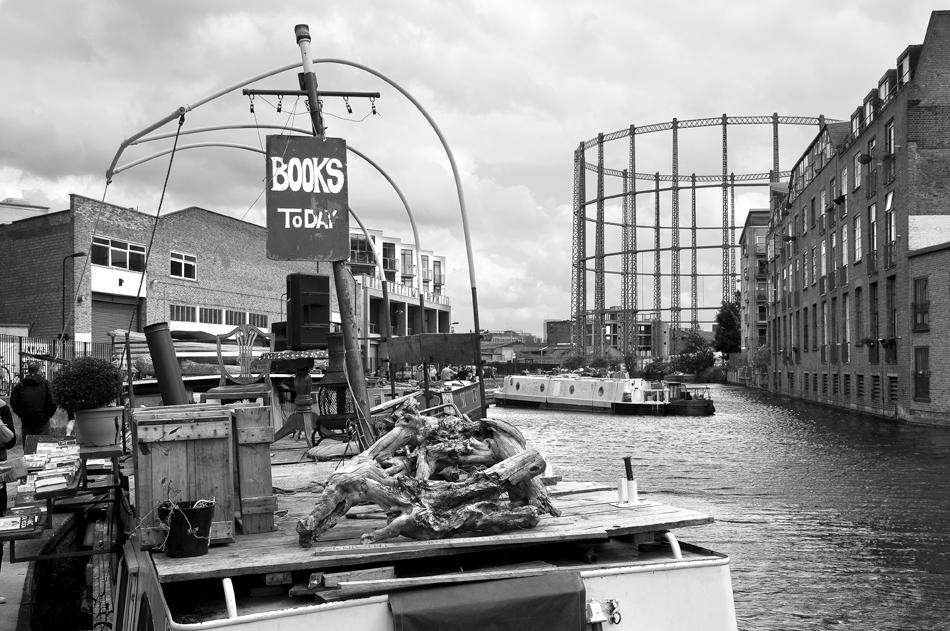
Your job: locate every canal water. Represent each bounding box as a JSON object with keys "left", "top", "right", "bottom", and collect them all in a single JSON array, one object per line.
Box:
[{"left": 492, "top": 384, "right": 950, "bottom": 631}]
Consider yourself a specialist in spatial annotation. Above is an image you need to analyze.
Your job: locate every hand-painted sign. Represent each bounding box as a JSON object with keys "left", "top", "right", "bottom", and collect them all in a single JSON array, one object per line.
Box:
[{"left": 266, "top": 136, "right": 349, "bottom": 261}]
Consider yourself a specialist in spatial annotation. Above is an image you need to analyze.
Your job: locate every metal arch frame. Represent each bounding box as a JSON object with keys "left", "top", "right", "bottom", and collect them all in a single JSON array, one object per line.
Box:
[
  {"left": 105, "top": 55, "right": 489, "bottom": 414},
  {"left": 573, "top": 114, "right": 836, "bottom": 357}
]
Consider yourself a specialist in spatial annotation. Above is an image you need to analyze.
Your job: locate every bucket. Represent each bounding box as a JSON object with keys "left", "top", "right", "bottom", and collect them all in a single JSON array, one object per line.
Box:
[{"left": 157, "top": 501, "right": 215, "bottom": 558}]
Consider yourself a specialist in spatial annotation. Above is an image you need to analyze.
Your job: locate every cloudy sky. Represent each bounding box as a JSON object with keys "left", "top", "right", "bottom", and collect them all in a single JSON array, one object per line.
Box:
[{"left": 0, "top": 1, "right": 940, "bottom": 336}]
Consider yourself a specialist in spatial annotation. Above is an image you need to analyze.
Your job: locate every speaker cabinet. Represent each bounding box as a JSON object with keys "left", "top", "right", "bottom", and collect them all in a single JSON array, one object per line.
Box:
[{"left": 287, "top": 273, "right": 331, "bottom": 350}]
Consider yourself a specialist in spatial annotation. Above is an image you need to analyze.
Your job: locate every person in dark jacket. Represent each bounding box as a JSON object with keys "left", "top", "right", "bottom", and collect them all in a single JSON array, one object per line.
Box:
[
  {"left": 10, "top": 361, "right": 57, "bottom": 445},
  {"left": 0, "top": 398, "right": 17, "bottom": 604}
]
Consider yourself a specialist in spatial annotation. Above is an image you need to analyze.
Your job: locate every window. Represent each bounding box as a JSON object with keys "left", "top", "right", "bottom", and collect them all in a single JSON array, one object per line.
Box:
[
  {"left": 857, "top": 374, "right": 865, "bottom": 398},
  {"left": 869, "top": 203, "right": 877, "bottom": 254},
  {"left": 842, "top": 292, "right": 851, "bottom": 357},
  {"left": 350, "top": 235, "right": 375, "bottom": 264},
  {"left": 853, "top": 154, "right": 862, "bottom": 191},
  {"left": 842, "top": 224, "right": 849, "bottom": 275},
  {"left": 199, "top": 307, "right": 222, "bottom": 325},
  {"left": 884, "top": 192, "right": 896, "bottom": 268},
  {"left": 92, "top": 236, "right": 146, "bottom": 272},
  {"left": 898, "top": 54, "right": 911, "bottom": 86},
  {"left": 885, "top": 120, "right": 895, "bottom": 155},
  {"left": 249, "top": 313, "right": 268, "bottom": 328},
  {"left": 915, "top": 347, "right": 930, "bottom": 400},
  {"left": 853, "top": 215, "right": 863, "bottom": 262},
  {"left": 820, "top": 240, "right": 827, "bottom": 279},
  {"left": 855, "top": 287, "right": 863, "bottom": 340},
  {"left": 811, "top": 247, "right": 817, "bottom": 285},
  {"left": 400, "top": 249, "right": 414, "bottom": 275},
  {"left": 170, "top": 251, "right": 196, "bottom": 280},
  {"left": 225, "top": 310, "right": 245, "bottom": 326},
  {"left": 869, "top": 283, "right": 879, "bottom": 364},
  {"left": 802, "top": 307, "right": 808, "bottom": 353},
  {"left": 830, "top": 177, "right": 837, "bottom": 202},
  {"left": 812, "top": 304, "right": 818, "bottom": 350},
  {"left": 820, "top": 188, "right": 827, "bottom": 213},
  {"left": 913, "top": 277, "right": 929, "bottom": 332},
  {"left": 169, "top": 304, "right": 196, "bottom": 322}
]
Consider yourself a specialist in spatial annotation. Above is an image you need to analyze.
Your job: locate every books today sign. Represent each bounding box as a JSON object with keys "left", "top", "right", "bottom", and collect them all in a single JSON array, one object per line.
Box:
[{"left": 266, "top": 136, "right": 349, "bottom": 261}]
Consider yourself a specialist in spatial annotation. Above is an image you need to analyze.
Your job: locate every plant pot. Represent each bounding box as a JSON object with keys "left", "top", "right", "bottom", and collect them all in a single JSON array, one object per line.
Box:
[
  {"left": 75, "top": 406, "right": 123, "bottom": 448},
  {"left": 158, "top": 501, "right": 215, "bottom": 558}
]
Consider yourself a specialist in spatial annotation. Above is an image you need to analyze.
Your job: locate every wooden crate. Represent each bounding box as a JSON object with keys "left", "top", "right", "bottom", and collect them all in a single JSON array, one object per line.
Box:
[
  {"left": 132, "top": 406, "right": 236, "bottom": 548},
  {"left": 226, "top": 405, "right": 276, "bottom": 534}
]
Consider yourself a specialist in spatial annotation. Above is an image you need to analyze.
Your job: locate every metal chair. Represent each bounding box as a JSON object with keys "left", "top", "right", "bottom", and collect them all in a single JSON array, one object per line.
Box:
[{"left": 200, "top": 324, "right": 273, "bottom": 404}]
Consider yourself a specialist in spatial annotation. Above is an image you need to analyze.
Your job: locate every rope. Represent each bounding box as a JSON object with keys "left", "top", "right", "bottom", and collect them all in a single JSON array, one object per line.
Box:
[{"left": 127, "top": 114, "right": 186, "bottom": 335}]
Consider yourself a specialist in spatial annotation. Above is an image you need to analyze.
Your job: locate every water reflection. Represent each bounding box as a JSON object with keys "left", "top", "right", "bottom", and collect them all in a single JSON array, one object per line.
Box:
[{"left": 490, "top": 385, "right": 950, "bottom": 630}]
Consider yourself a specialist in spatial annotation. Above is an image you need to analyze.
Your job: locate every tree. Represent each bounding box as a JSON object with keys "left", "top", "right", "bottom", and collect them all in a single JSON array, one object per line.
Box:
[
  {"left": 673, "top": 328, "right": 716, "bottom": 374},
  {"left": 562, "top": 355, "right": 585, "bottom": 371},
  {"left": 714, "top": 295, "right": 742, "bottom": 360}
]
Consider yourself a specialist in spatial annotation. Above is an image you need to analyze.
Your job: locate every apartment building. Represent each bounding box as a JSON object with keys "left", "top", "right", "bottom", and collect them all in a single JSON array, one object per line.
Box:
[{"left": 764, "top": 11, "right": 950, "bottom": 425}]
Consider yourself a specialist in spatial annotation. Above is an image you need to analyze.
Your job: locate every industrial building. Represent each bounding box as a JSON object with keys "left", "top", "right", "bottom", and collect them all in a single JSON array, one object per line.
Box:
[
  {"left": 761, "top": 11, "right": 950, "bottom": 424},
  {"left": 0, "top": 194, "right": 453, "bottom": 371}
]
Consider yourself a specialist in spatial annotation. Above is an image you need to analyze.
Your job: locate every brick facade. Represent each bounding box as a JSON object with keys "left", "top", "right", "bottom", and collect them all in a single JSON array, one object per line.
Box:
[
  {"left": 0, "top": 194, "right": 453, "bottom": 369},
  {"left": 762, "top": 11, "right": 950, "bottom": 427}
]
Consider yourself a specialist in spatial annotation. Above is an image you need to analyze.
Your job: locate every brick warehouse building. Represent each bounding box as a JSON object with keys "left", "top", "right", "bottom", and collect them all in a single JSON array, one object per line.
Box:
[
  {"left": 762, "top": 11, "right": 950, "bottom": 426},
  {"left": 0, "top": 194, "right": 453, "bottom": 369}
]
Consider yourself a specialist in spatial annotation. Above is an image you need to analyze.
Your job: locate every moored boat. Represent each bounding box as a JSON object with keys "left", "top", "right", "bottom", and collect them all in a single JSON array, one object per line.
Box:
[{"left": 666, "top": 381, "right": 716, "bottom": 416}]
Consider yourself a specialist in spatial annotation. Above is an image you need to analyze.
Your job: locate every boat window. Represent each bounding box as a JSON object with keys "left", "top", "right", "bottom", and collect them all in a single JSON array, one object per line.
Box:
[
  {"left": 137, "top": 593, "right": 155, "bottom": 631},
  {"left": 598, "top": 387, "right": 604, "bottom": 397},
  {"left": 540, "top": 383, "right": 545, "bottom": 392},
  {"left": 515, "top": 382, "right": 520, "bottom": 391},
  {"left": 569, "top": 385, "right": 575, "bottom": 394}
]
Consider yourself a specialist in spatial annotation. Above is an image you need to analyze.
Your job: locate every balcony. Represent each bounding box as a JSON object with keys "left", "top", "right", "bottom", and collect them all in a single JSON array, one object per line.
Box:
[
  {"left": 423, "top": 269, "right": 432, "bottom": 282},
  {"left": 882, "top": 156, "right": 895, "bottom": 184},
  {"left": 433, "top": 273, "right": 445, "bottom": 286},
  {"left": 913, "top": 301, "right": 930, "bottom": 332},
  {"left": 865, "top": 170, "right": 877, "bottom": 198},
  {"left": 383, "top": 257, "right": 398, "bottom": 272},
  {"left": 350, "top": 251, "right": 375, "bottom": 265},
  {"left": 401, "top": 263, "right": 416, "bottom": 277},
  {"left": 885, "top": 242, "right": 896, "bottom": 268}
]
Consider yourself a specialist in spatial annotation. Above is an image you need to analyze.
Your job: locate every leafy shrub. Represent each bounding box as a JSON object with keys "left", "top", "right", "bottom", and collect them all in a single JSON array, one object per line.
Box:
[{"left": 51, "top": 356, "right": 123, "bottom": 414}]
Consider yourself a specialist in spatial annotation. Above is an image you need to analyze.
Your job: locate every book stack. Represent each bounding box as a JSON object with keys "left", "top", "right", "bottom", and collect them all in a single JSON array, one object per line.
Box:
[{"left": 0, "top": 506, "right": 43, "bottom": 532}]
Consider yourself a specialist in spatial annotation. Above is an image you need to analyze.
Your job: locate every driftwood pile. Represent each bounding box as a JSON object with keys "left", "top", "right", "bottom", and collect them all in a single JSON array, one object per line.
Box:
[{"left": 296, "top": 400, "right": 559, "bottom": 547}]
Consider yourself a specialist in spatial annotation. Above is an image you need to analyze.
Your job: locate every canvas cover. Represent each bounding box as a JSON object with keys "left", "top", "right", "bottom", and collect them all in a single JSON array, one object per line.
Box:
[{"left": 389, "top": 572, "right": 586, "bottom": 631}]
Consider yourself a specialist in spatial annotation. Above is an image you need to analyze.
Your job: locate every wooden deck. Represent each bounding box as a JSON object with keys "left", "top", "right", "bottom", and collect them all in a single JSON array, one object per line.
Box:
[{"left": 153, "top": 481, "right": 713, "bottom": 584}]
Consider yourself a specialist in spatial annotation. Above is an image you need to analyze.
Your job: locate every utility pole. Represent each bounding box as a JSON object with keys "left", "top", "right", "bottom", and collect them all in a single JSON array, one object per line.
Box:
[{"left": 295, "top": 24, "right": 373, "bottom": 445}]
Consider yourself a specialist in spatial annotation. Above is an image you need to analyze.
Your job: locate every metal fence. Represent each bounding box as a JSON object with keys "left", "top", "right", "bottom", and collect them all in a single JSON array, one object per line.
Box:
[{"left": 0, "top": 333, "right": 113, "bottom": 392}]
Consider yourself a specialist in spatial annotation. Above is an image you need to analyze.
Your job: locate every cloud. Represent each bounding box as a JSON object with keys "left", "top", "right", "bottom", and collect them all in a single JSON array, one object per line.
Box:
[{"left": 0, "top": 0, "right": 940, "bottom": 336}]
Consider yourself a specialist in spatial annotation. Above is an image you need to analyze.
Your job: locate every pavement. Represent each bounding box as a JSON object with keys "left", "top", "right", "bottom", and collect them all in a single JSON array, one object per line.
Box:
[{"left": 0, "top": 547, "right": 27, "bottom": 631}]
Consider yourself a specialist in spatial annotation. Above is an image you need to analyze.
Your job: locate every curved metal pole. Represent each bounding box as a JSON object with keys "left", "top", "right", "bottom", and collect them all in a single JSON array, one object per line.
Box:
[
  {"left": 105, "top": 62, "right": 301, "bottom": 182},
  {"left": 312, "top": 58, "right": 485, "bottom": 412},
  {"left": 129, "top": 126, "right": 427, "bottom": 305},
  {"left": 106, "top": 56, "right": 485, "bottom": 409},
  {"left": 346, "top": 145, "right": 426, "bottom": 340},
  {"left": 113, "top": 142, "right": 264, "bottom": 176}
]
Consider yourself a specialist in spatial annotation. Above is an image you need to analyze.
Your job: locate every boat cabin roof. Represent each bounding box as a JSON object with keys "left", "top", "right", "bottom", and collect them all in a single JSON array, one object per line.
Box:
[{"left": 152, "top": 482, "right": 713, "bottom": 584}]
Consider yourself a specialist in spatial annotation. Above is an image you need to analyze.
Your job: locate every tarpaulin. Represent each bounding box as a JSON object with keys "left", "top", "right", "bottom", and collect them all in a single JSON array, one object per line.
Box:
[
  {"left": 389, "top": 571, "right": 586, "bottom": 631},
  {"left": 386, "top": 333, "right": 479, "bottom": 365}
]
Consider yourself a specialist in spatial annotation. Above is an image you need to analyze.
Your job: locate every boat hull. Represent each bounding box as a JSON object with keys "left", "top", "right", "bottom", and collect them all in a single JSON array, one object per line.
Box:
[{"left": 667, "top": 400, "right": 716, "bottom": 416}]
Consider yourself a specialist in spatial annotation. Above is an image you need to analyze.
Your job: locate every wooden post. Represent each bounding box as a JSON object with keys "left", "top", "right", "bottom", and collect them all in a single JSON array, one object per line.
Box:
[{"left": 333, "top": 261, "right": 374, "bottom": 449}]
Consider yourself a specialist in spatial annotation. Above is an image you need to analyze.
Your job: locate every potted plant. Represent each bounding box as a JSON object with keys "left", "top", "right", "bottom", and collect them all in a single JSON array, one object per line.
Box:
[
  {"left": 856, "top": 336, "right": 875, "bottom": 348},
  {"left": 50, "top": 356, "right": 124, "bottom": 447},
  {"left": 154, "top": 479, "right": 216, "bottom": 557}
]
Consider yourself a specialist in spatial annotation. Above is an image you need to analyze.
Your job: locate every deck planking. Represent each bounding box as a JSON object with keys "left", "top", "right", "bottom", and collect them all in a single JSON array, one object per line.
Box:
[{"left": 153, "top": 484, "right": 712, "bottom": 583}]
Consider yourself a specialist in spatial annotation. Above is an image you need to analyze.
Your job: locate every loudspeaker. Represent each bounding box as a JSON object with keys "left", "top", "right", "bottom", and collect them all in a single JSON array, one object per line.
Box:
[{"left": 287, "top": 274, "right": 331, "bottom": 350}]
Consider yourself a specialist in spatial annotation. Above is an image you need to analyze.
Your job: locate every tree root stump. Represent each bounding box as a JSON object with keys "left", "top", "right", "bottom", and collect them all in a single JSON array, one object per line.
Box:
[{"left": 296, "top": 401, "right": 558, "bottom": 547}]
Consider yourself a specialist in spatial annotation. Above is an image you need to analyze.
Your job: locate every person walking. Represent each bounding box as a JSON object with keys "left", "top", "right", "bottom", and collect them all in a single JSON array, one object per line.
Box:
[
  {"left": 0, "top": 398, "right": 17, "bottom": 604},
  {"left": 10, "top": 362, "right": 57, "bottom": 446}
]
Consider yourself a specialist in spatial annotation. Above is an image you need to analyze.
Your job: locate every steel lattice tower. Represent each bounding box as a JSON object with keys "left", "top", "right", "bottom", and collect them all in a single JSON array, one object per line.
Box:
[{"left": 571, "top": 114, "right": 830, "bottom": 358}]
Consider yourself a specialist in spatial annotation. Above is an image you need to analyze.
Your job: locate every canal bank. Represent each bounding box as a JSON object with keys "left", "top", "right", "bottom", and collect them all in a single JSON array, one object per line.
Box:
[
  {"left": 729, "top": 377, "right": 950, "bottom": 430},
  {"left": 497, "top": 383, "right": 950, "bottom": 630}
]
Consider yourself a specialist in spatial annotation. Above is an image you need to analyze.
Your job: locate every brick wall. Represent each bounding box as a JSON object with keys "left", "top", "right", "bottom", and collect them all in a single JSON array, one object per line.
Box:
[{"left": 0, "top": 210, "right": 74, "bottom": 336}]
